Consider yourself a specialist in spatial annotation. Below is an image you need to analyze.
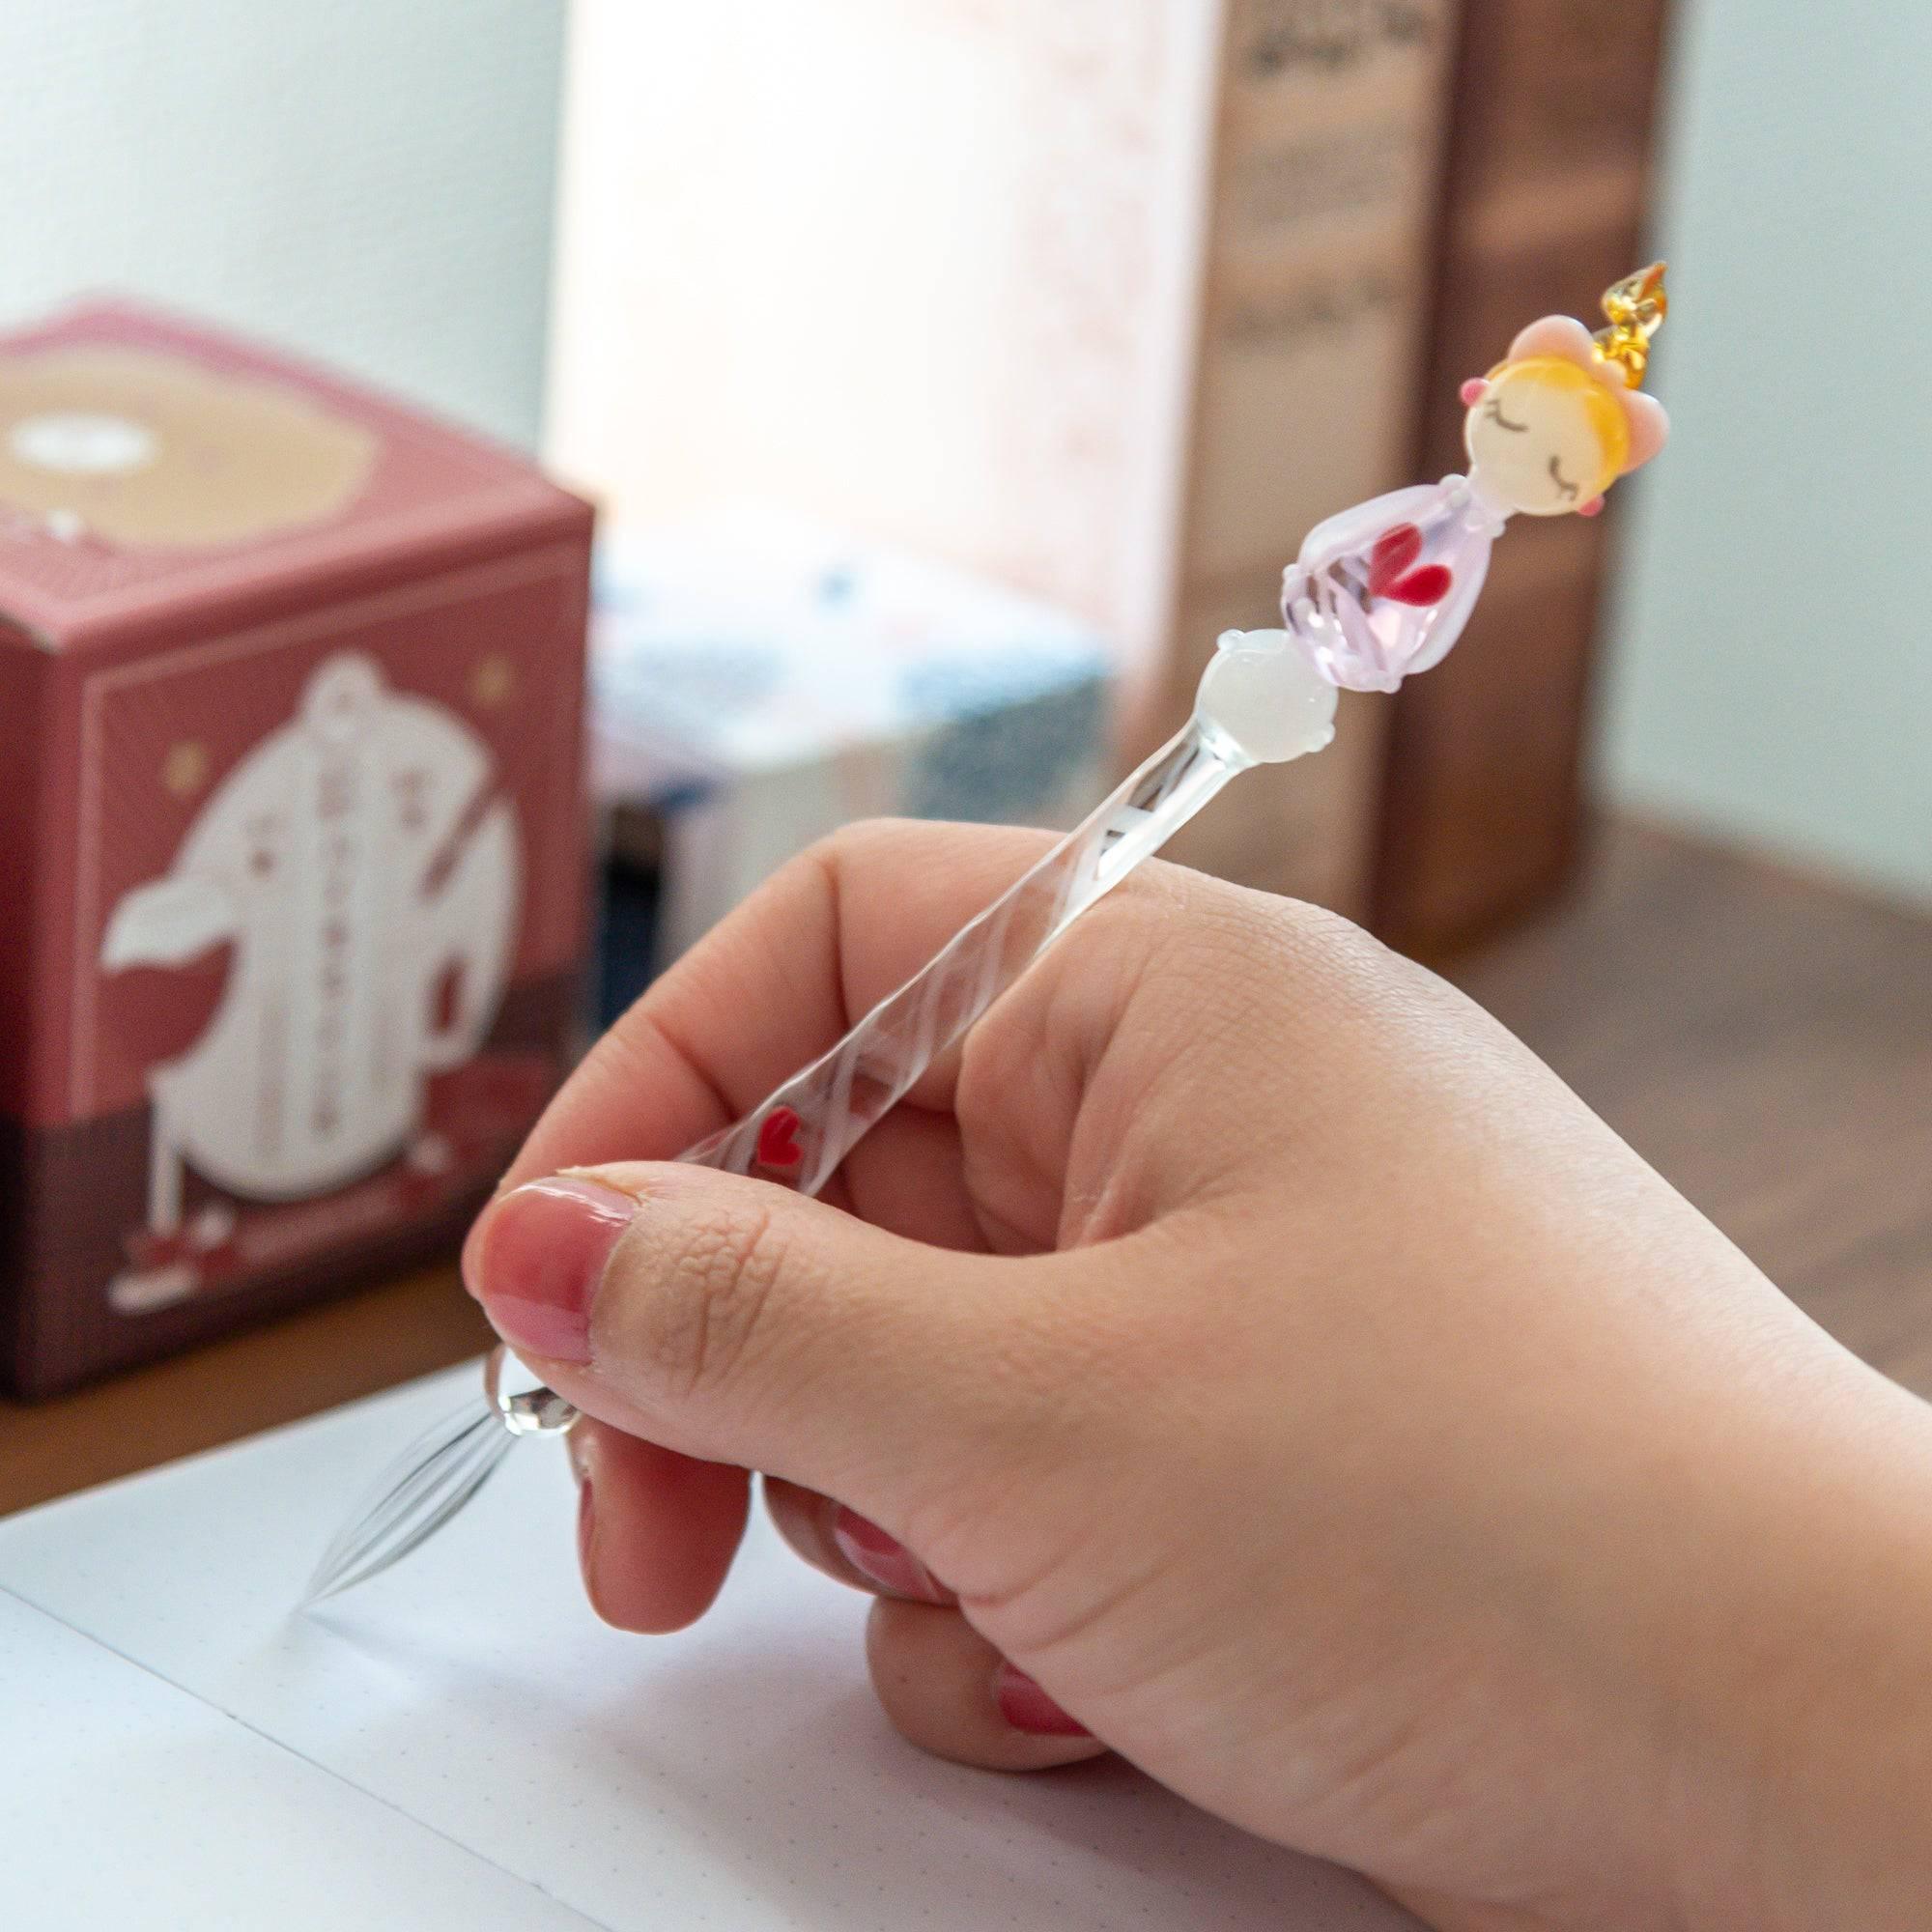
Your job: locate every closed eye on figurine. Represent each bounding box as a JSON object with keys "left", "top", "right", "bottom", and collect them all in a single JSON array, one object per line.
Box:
[
  {"left": 1547, "top": 455, "right": 1579, "bottom": 502},
  {"left": 1484, "top": 394, "right": 1529, "bottom": 433}
]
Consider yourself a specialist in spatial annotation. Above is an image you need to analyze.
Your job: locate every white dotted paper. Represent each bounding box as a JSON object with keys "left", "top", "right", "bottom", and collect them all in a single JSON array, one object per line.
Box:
[
  {"left": 0, "top": 1589, "right": 597, "bottom": 1929},
  {"left": 0, "top": 1365, "right": 1423, "bottom": 1930}
]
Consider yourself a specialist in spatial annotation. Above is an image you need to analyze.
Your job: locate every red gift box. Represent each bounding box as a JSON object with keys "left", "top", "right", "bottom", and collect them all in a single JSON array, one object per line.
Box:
[{"left": 0, "top": 300, "right": 593, "bottom": 1396}]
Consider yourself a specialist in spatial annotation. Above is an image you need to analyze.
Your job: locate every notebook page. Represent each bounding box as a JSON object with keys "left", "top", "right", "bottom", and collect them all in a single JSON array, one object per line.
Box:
[
  {"left": 0, "top": 1586, "right": 600, "bottom": 1930},
  {"left": 0, "top": 1366, "right": 1422, "bottom": 1931}
]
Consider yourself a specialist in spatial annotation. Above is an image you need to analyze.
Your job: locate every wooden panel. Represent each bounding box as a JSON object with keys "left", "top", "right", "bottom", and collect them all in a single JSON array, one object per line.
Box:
[
  {"left": 1450, "top": 820, "right": 1932, "bottom": 1401},
  {"left": 1129, "top": 0, "right": 1459, "bottom": 901},
  {"left": 1373, "top": 0, "right": 1674, "bottom": 954},
  {"left": 0, "top": 1264, "right": 495, "bottom": 1516}
]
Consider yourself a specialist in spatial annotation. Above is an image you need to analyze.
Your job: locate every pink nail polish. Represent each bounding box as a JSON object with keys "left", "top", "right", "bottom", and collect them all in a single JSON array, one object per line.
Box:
[
  {"left": 830, "top": 1505, "right": 946, "bottom": 1603},
  {"left": 993, "top": 1662, "right": 1090, "bottom": 1738},
  {"left": 467, "top": 1176, "right": 638, "bottom": 1363}
]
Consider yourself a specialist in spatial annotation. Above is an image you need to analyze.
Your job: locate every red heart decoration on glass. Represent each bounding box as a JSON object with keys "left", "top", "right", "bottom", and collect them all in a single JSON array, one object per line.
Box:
[
  {"left": 1382, "top": 562, "right": 1452, "bottom": 607},
  {"left": 1366, "top": 524, "right": 1423, "bottom": 594},
  {"left": 755, "top": 1105, "right": 805, "bottom": 1171},
  {"left": 1365, "top": 524, "right": 1452, "bottom": 609}
]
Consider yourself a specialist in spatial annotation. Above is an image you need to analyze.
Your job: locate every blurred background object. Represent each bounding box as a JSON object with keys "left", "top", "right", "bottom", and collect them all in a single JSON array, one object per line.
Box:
[
  {"left": 1370, "top": 0, "right": 1672, "bottom": 952},
  {"left": 546, "top": 0, "right": 1455, "bottom": 925},
  {"left": 590, "top": 515, "right": 1113, "bottom": 975},
  {"left": 543, "top": 0, "right": 1695, "bottom": 952},
  {"left": 0, "top": 301, "right": 592, "bottom": 1398}
]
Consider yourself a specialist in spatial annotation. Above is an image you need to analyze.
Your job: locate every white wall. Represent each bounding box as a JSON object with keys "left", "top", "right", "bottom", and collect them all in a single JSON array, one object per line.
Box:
[
  {"left": 545, "top": 0, "right": 1226, "bottom": 660},
  {"left": 1, "top": 0, "right": 563, "bottom": 447},
  {"left": 1604, "top": 0, "right": 1932, "bottom": 902}
]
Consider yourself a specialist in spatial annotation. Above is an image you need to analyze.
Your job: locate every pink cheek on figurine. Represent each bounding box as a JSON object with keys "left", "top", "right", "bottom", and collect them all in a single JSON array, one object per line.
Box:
[
  {"left": 1459, "top": 378, "right": 1490, "bottom": 406},
  {"left": 1577, "top": 496, "right": 1605, "bottom": 518}
]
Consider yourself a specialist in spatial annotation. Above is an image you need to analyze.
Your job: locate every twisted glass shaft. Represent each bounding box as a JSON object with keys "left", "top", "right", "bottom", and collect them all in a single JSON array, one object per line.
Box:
[{"left": 683, "top": 722, "right": 1237, "bottom": 1196}]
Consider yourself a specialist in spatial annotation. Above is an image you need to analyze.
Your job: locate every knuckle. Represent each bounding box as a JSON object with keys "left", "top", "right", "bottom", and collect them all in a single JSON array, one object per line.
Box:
[
  {"left": 786, "top": 818, "right": 917, "bottom": 899},
  {"left": 797, "top": 815, "right": 913, "bottom": 865},
  {"left": 1133, "top": 864, "right": 1405, "bottom": 1012},
  {"left": 639, "top": 1197, "right": 791, "bottom": 1400}
]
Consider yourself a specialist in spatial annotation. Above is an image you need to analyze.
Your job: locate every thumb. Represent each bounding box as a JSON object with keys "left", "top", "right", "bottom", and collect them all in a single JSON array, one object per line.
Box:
[{"left": 462, "top": 1162, "right": 1069, "bottom": 1524}]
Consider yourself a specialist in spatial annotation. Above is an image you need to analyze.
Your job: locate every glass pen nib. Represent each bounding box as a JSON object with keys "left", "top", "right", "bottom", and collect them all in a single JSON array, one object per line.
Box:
[
  {"left": 302, "top": 1347, "right": 576, "bottom": 1607},
  {"left": 302, "top": 1399, "right": 513, "bottom": 1606}
]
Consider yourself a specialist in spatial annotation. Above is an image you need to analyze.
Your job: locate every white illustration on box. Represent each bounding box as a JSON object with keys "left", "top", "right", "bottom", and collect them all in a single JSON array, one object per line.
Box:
[{"left": 99, "top": 653, "right": 526, "bottom": 1316}]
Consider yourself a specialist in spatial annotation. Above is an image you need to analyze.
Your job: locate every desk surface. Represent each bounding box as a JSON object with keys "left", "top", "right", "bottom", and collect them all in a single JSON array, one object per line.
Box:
[{"left": 6, "top": 819, "right": 1929, "bottom": 1517}]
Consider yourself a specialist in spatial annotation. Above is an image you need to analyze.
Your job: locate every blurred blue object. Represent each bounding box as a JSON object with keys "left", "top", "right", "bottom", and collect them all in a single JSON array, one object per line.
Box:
[
  {"left": 588, "top": 515, "right": 1119, "bottom": 968},
  {"left": 593, "top": 861, "right": 660, "bottom": 1031}
]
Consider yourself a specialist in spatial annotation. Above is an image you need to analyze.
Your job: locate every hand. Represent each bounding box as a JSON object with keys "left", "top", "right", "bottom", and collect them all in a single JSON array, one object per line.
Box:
[{"left": 465, "top": 821, "right": 1932, "bottom": 1932}]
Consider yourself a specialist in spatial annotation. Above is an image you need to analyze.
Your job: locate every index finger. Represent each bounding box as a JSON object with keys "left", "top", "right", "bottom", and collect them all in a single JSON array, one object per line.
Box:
[{"left": 499, "top": 818, "right": 1063, "bottom": 1190}]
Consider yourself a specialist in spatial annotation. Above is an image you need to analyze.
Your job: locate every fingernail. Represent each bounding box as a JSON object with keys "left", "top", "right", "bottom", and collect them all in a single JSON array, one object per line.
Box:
[
  {"left": 830, "top": 1505, "right": 947, "bottom": 1604},
  {"left": 459, "top": 1172, "right": 523, "bottom": 1294},
  {"left": 465, "top": 1175, "right": 639, "bottom": 1363},
  {"left": 993, "top": 1662, "right": 1090, "bottom": 1738}
]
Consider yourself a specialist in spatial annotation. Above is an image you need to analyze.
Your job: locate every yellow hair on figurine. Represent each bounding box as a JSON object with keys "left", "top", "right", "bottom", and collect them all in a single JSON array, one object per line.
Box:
[
  {"left": 1469, "top": 354, "right": 1632, "bottom": 512},
  {"left": 1459, "top": 266, "right": 1671, "bottom": 519}
]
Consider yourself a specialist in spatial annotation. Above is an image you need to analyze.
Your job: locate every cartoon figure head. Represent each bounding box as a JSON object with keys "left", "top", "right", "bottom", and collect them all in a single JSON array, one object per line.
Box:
[{"left": 1461, "top": 264, "right": 1671, "bottom": 519}]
